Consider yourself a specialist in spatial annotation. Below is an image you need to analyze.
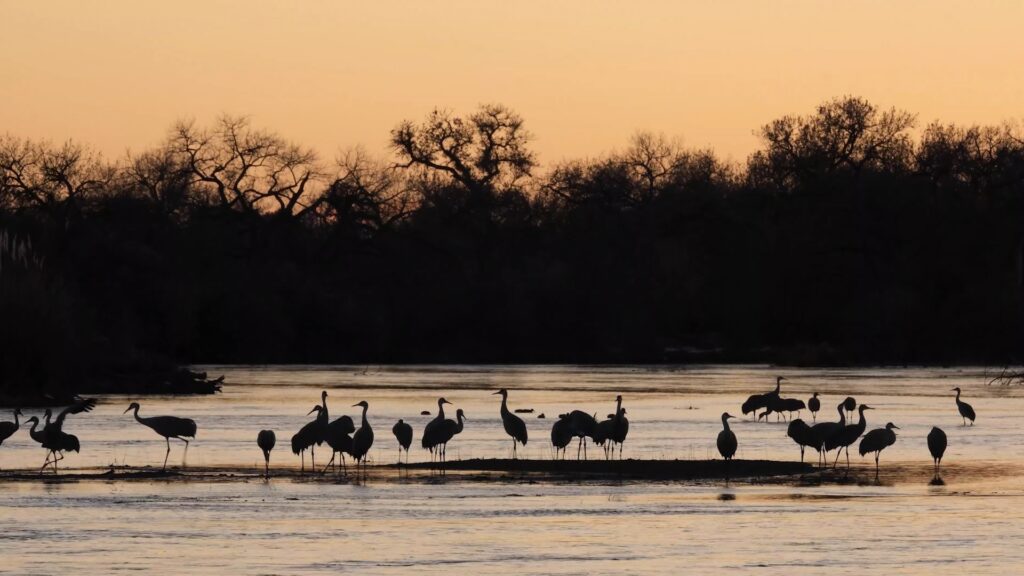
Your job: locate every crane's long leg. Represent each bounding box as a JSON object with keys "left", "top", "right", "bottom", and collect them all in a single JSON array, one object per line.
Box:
[
  {"left": 163, "top": 437, "right": 171, "bottom": 470},
  {"left": 846, "top": 446, "right": 850, "bottom": 470},
  {"left": 182, "top": 439, "right": 190, "bottom": 467},
  {"left": 311, "top": 445, "right": 315, "bottom": 471},
  {"left": 576, "top": 438, "right": 582, "bottom": 460}
]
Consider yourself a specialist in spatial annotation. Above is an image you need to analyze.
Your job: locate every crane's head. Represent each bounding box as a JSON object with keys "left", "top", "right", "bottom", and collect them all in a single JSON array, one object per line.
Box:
[
  {"left": 13, "top": 408, "right": 22, "bottom": 417},
  {"left": 812, "top": 392, "right": 819, "bottom": 397},
  {"left": 456, "top": 408, "right": 466, "bottom": 419},
  {"left": 123, "top": 402, "right": 140, "bottom": 414},
  {"left": 307, "top": 405, "right": 322, "bottom": 415},
  {"left": 885, "top": 422, "right": 900, "bottom": 431},
  {"left": 777, "top": 376, "right": 786, "bottom": 383},
  {"left": 25, "top": 416, "right": 39, "bottom": 426},
  {"left": 397, "top": 418, "right": 404, "bottom": 424},
  {"left": 616, "top": 394, "right": 622, "bottom": 402},
  {"left": 43, "top": 408, "right": 51, "bottom": 420},
  {"left": 352, "top": 400, "right": 369, "bottom": 409},
  {"left": 438, "top": 397, "right": 451, "bottom": 406},
  {"left": 492, "top": 389, "right": 508, "bottom": 397},
  {"left": 860, "top": 405, "right": 873, "bottom": 412},
  {"left": 951, "top": 387, "right": 962, "bottom": 393},
  {"left": 321, "top": 390, "right": 328, "bottom": 401},
  {"left": 620, "top": 408, "right": 627, "bottom": 415},
  {"left": 721, "top": 412, "right": 735, "bottom": 420}
]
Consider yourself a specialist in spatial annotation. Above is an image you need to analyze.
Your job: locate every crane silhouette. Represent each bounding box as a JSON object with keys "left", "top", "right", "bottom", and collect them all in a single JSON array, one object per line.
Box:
[
  {"left": 124, "top": 402, "right": 196, "bottom": 471},
  {"left": 257, "top": 430, "right": 275, "bottom": 478},
  {"left": 841, "top": 397, "right": 857, "bottom": 421},
  {"left": 550, "top": 413, "right": 573, "bottom": 459},
  {"left": 859, "top": 422, "right": 899, "bottom": 479},
  {"left": 786, "top": 418, "right": 818, "bottom": 464},
  {"left": 494, "top": 389, "right": 528, "bottom": 458},
  {"left": 291, "top": 405, "right": 324, "bottom": 473},
  {"left": 809, "top": 402, "right": 846, "bottom": 468},
  {"left": 808, "top": 392, "right": 820, "bottom": 422},
  {"left": 0, "top": 409, "right": 23, "bottom": 466},
  {"left": 39, "top": 398, "right": 96, "bottom": 469},
  {"left": 717, "top": 412, "right": 737, "bottom": 460},
  {"left": 323, "top": 414, "right": 355, "bottom": 474},
  {"left": 826, "top": 404, "right": 872, "bottom": 470},
  {"left": 435, "top": 408, "right": 466, "bottom": 465},
  {"left": 25, "top": 416, "right": 81, "bottom": 473},
  {"left": 350, "top": 401, "right": 374, "bottom": 473},
  {"left": 952, "top": 387, "right": 976, "bottom": 426},
  {"left": 564, "top": 410, "right": 598, "bottom": 460},
  {"left": 927, "top": 426, "right": 947, "bottom": 476},
  {"left": 422, "top": 398, "right": 451, "bottom": 461},
  {"left": 610, "top": 396, "right": 629, "bottom": 458},
  {"left": 392, "top": 419, "right": 413, "bottom": 464},
  {"left": 742, "top": 376, "right": 784, "bottom": 420}
]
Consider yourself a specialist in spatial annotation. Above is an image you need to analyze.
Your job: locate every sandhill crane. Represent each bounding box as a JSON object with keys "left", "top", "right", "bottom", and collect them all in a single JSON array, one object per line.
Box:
[
  {"left": 124, "top": 402, "right": 197, "bottom": 471},
  {"left": 927, "top": 426, "right": 947, "bottom": 475},
  {"left": 350, "top": 401, "right": 374, "bottom": 473},
  {"left": 422, "top": 397, "right": 451, "bottom": 460},
  {"left": 786, "top": 418, "right": 817, "bottom": 464},
  {"left": 392, "top": 419, "right": 413, "bottom": 464},
  {"left": 493, "top": 389, "right": 527, "bottom": 458},
  {"left": 859, "top": 422, "right": 899, "bottom": 478},
  {"left": 0, "top": 409, "right": 23, "bottom": 465},
  {"left": 323, "top": 415, "right": 355, "bottom": 473},
  {"left": 742, "top": 376, "right": 784, "bottom": 420},
  {"left": 809, "top": 402, "right": 846, "bottom": 468},
  {"left": 291, "top": 405, "right": 324, "bottom": 473},
  {"left": 717, "top": 412, "right": 737, "bottom": 460},
  {"left": 550, "top": 414, "right": 573, "bottom": 458},
  {"left": 257, "top": 430, "right": 275, "bottom": 478},
  {"left": 842, "top": 397, "right": 857, "bottom": 420},
  {"left": 39, "top": 398, "right": 95, "bottom": 468},
  {"left": 826, "top": 404, "right": 871, "bottom": 470},
  {"left": 610, "top": 396, "right": 629, "bottom": 458},
  {"left": 808, "top": 392, "right": 820, "bottom": 422},
  {"left": 952, "top": 387, "right": 976, "bottom": 426},
  {"left": 434, "top": 408, "right": 466, "bottom": 464},
  {"left": 564, "top": 410, "right": 598, "bottom": 460},
  {"left": 25, "top": 416, "right": 81, "bottom": 473}
]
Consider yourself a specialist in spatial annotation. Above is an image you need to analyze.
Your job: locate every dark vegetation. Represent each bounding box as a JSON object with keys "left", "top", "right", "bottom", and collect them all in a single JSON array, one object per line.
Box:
[{"left": 2, "top": 97, "right": 1023, "bottom": 400}]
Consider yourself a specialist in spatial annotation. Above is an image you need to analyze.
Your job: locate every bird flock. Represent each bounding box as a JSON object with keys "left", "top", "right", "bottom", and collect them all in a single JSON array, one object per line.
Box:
[{"left": 0, "top": 381, "right": 977, "bottom": 481}]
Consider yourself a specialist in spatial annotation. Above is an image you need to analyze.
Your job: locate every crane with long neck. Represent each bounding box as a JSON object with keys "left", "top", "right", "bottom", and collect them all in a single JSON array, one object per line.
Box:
[
  {"left": 124, "top": 402, "right": 198, "bottom": 471},
  {"left": 494, "top": 389, "right": 527, "bottom": 458}
]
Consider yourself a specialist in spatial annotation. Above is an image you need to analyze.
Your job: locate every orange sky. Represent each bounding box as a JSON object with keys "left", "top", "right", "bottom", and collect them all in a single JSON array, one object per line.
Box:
[{"left": 2, "top": 1, "right": 1021, "bottom": 167}]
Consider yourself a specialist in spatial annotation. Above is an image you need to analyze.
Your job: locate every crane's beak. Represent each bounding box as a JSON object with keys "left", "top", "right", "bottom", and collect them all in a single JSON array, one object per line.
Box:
[
  {"left": 442, "top": 399, "right": 452, "bottom": 405},
  {"left": 891, "top": 425, "right": 900, "bottom": 430},
  {"left": 122, "top": 406, "right": 131, "bottom": 414},
  {"left": 307, "top": 407, "right": 318, "bottom": 415},
  {"left": 492, "top": 391, "right": 501, "bottom": 395}
]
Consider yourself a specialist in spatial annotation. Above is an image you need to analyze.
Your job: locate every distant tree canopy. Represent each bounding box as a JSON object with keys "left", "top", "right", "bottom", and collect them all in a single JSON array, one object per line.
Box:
[{"left": 1, "top": 97, "right": 1023, "bottom": 397}]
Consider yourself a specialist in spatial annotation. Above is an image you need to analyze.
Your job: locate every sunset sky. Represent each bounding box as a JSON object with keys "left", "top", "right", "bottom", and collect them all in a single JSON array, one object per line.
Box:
[{"left": 2, "top": 1, "right": 1021, "bottom": 166}]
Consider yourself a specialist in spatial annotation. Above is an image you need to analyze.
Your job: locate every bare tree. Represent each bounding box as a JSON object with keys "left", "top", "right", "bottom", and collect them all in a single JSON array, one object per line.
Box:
[
  {"left": 0, "top": 136, "right": 114, "bottom": 212},
  {"left": 321, "top": 148, "right": 415, "bottom": 235},
  {"left": 390, "top": 104, "right": 535, "bottom": 195},
  {"left": 748, "top": 96, "right": 916, "bottom": 190},
  {"left": 167, "top": 116, "right": 325, "bottom": 216}
]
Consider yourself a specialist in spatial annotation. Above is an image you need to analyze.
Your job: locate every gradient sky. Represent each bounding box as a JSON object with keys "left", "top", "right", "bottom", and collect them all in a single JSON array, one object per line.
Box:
[{"left": 2, "top": 1, "right": 1021, "bottom": 166}]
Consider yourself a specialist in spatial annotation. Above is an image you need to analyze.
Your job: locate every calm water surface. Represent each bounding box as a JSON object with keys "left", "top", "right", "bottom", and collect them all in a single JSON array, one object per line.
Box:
[{"left": 2, "top": 365, "right": 1023, "bottom": 574}]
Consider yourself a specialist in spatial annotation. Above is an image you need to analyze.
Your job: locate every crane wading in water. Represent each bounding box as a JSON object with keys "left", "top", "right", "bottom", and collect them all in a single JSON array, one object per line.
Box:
[
  {"left": 257, "top": 430, "right": 276, "bottom": 478},
  {"left": 927, "top": 426, "right": 947, "bottom": 476},
  {"left": 493, "top": 389, "right": 527, "bottom": 459},
  {"left": 124, "top": 402, "right": 197, "bottom": 470},
  {"left": 952, "top": 387, "right": 976, "bottom": 426},
  {"left": 859, "top": 422, "right": 899, "bottom": 479},
  {"left": 350, "top": 401, "right": 374, "bottom": 474},
  {"left": 392, "top": 419, "right": 413, "bottom": 464}
]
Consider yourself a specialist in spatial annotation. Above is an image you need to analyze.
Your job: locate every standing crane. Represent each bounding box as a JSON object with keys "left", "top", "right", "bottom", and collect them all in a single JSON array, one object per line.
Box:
[
  {"left": 841, "top": 397, "right": 857, "bottom": 420},
  {"left": 291, "top": 405, "right": 324, "bottom": 473},
  {"left": 350, "top": 401, "right": 374, "bottom": 473},
  {"left": 257, "top": 430, "right": 275, "bottom": 478},
  {"left": 927, "top": 426, "right": 947, "bottom": 476},
  {"left": 435, "top": 409, "right": 466, "bottom": 464},
  {"left": 952, "top": 387, "right": 976, "bottom": 426},
  {"left": 808, "top": 392, "right": 820, "bottom": 422},
  {"left": 422, "top": 397, "right": 451, "bottom": 461},
  {"left": 323, "top": 414, "right": 355, "bottom": 474},
  {"left": 826, "top": 404, "right": 872, "bottom": 471},
  {"left": 0, "top": 409, "right": 23, "bottom": 466},
  {"left": 25, "top": 416, "right": 81, "bottom": 473},
  {"left": 717, "top": 412, "right": 737, "bottom": 460},
  {"left": 550, "top": 414, "right": 573, "bottom": 459},
  {"left": 610, "top": 395, "right": 629, "bottom": 458},
  {"left": 786, "top": 418, "right": 818, "bottom": 464},
  {"left": 809, "top": 402, "right": 846, "bottom": 468},
  {"left": 493, "top": 389, "right": 527, "bottom": 459},
  {"left": 392, "top": 419, "right": 413, "bottom": 464},
  {"left": 564, "top": 410, "right": 598, "bottom": 460},
  {"left": 124, "top": 402, "right": 197, "bottom": 471},
  {"left": 859, "top": 422, "right": 899, "bottom": 478}
]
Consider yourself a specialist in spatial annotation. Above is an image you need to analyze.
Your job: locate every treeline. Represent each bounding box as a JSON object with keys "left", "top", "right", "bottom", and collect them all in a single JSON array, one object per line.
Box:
[{"left": 1, "top": 97, "right": 1023, "bottom": 397}]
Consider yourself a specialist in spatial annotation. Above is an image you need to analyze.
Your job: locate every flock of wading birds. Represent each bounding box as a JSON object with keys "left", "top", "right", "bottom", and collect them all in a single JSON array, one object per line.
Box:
[{"left": 0, "top": 378, "right": 977, "bottom": 479}]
